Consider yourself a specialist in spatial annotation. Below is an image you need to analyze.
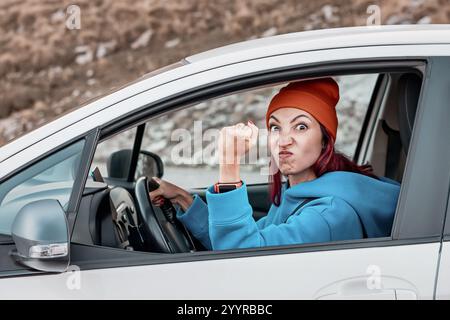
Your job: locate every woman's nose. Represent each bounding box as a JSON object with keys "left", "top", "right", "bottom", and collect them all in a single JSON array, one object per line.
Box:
[{"left": 278, "top": 130, "right": 293, "bottom": 146}]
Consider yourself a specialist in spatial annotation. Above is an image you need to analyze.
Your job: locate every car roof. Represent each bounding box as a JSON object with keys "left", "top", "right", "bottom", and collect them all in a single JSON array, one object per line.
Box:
[
  {"left": 185, "top": 24, "right": 450, "bottom": 64},
  {"left": 1, "top": 25, "right": 450, "bottom": 164}
]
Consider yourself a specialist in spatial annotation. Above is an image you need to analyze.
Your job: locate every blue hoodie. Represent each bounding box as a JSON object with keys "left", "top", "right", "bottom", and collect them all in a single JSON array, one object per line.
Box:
[{"left": 176, "top": 171, "right": 400, "bottom": 251}]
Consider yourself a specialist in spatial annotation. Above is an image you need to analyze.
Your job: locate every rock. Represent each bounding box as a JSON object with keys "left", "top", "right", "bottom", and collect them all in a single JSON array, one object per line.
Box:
[
  {"left": 261, "top": 27, "right": 277, "bottom": 38},
  {"left": 321, "top": 5, "right": 339, "bottom": 23},
  {"left": 96, "top": 40, "right": 117, "bottom": 59},
  {"left": 131, "top": 30, "right": 153, "bottom": 50},
  {"left": 86, "top": 69, "right": 94, "bottom": 78},
  {"left": 417, "top": 16, "right": 431, "bottom": 24},
  {"left": 385, "top": 14, "right": 409, "bottom": 25},
  {"left": 161, "top": 121, "right": 174, "bottom": 131},
  {"left": 50, "top": 9, "right": 65, "bottom": 24},
  {"left": 74, "top": 46, "right": 93, "bottom": 65},
  {"left": 149, "top": 139, "right": 168, "bottom": 151},
  {"left": 165, "top": 38, "right": 180, "bottom": 48},
  {"left": 33, "top": 101, "right": 46, "bottom": 111}
]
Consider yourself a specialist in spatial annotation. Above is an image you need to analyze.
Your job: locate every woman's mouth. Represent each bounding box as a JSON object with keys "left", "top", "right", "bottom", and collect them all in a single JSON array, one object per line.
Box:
[{"left": 278, "top": 150, "right": 293, "bottom": 160}]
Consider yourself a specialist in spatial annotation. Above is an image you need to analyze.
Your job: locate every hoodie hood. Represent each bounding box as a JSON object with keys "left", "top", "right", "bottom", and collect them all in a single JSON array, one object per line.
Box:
[{"left": 282, "top": 171, "right": 401, "bottom": 238}]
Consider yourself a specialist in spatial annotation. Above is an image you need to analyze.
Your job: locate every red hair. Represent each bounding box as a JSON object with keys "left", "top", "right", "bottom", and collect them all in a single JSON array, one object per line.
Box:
[{"left": 269, "top": 125, "right": 378, "bottom": 206}]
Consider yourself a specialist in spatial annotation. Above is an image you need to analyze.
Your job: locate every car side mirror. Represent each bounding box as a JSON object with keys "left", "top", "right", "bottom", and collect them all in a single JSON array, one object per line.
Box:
[
  {"left": 135, "top": 150, "right": 164, "bottom": 179},
  {"left": 107, "top": 149, "right": 163, "bottom": 180},
  {"left": 10, "top": 199, "right": 69, "bottom": 273}
]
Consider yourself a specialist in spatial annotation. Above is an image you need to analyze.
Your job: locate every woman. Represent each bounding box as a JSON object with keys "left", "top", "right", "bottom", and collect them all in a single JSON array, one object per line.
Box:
[{"left": 149, "top": 77, "right": 401, "bottom": 250}]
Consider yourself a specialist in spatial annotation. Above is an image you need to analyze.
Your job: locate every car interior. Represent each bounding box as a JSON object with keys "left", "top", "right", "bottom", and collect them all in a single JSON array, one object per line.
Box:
[{"left": 71, "top": 71, "right": 423, "bottom": 254}]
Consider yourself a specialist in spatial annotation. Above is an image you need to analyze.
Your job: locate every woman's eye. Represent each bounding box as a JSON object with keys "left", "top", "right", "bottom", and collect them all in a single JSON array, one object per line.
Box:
[
  {"left": 295, "top": 123, "right": 308, "bottom": 131},
  {"left": 269, "top": 125, "right": 279, "bottom": 132}
]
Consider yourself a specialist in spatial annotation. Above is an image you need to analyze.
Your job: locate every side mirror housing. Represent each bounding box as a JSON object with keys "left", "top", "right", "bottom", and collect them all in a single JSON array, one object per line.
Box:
[
  {"left": 107, "top": 149, "right": 164, "bottom": 180},
  {"left": 136, "top": 150, "right": 164, "bottom": 179},
  {"left": 10, "top": 199, "right": 69, "bottom": 272}
]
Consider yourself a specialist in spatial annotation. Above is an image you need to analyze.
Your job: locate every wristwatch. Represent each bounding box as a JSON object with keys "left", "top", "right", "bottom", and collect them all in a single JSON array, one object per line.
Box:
[{"left": 213, "top": 180, "right": 243, "bottom": 193}]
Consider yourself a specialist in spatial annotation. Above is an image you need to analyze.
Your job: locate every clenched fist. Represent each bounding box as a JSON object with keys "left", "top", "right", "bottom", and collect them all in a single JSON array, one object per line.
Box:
[{"left": 218, "top": 120, "right": 259, "bottom": 166}]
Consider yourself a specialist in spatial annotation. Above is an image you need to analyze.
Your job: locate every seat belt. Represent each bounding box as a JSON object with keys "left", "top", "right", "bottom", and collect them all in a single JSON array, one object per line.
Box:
[
  {"left": 283, "top": 197, "right": 316, "bottom": 223},
  {"left": 283, "top": 197, "right": 369, "bottom": 239},
  {"left": 381, "top": 120, "right": 402, "bottom": 180}
]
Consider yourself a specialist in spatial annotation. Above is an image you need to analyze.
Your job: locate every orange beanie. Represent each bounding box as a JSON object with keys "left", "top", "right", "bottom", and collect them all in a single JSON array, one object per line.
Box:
[{"left": 265, "top": 77, "right": 340, "bottom": 141}]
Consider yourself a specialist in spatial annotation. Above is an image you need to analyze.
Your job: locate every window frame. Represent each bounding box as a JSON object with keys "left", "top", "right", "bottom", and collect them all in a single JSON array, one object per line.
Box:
[{"left": 430, "top": 57, "right": 450, "bottom": 242}]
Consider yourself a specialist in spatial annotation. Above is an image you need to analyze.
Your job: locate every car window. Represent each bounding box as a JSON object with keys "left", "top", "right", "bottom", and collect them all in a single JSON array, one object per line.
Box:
[
  {"left": 90, "top": 127, "right": 137, "bottom": 179},
  {"left": 0, "top": 140, "right": 85, "bottom": 235},
  {"left": 77, "top": 71, "right": 413, "bottom": 256},
  {"left": 140, "top": 74, "right": 379, "bottom": 189}
]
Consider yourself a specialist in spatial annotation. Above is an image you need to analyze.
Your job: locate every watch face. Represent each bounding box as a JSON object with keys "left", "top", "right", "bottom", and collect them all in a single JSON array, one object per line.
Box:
[{"left": 218, "top": 185, "right": 237, "bottom": 193}]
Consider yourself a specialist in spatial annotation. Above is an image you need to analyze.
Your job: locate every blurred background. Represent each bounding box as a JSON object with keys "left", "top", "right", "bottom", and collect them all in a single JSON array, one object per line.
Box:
[{"left": 0, "top": 0, "right": 449, "bottom": 149}]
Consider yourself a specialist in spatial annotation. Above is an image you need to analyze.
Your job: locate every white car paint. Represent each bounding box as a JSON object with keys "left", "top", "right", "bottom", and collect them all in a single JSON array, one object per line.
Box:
[
  {"left": 0, "top": 243, "right": 439, "bottom": 299},
  {"left": 435, "top": 242, "right": 450, "bottom": 299}
]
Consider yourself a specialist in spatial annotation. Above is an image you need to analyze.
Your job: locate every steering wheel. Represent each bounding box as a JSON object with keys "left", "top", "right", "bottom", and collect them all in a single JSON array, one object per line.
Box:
[{"left": 134, "top": 176, "right": 197, "bottom": 253}]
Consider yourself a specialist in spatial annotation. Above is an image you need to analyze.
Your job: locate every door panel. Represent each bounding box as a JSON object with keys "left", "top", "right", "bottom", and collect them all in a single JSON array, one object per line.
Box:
[
  {"left": 435, "top": 241, "right": 450, "bottom": 299},
  {"left": 0, "top": 242, "right": 438, "bottom": 299}
]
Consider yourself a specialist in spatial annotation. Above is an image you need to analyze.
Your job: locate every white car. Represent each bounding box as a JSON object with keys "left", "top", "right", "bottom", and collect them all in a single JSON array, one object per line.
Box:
[{"left": 1, "top": 25, "right": 450, "bottom": 300}]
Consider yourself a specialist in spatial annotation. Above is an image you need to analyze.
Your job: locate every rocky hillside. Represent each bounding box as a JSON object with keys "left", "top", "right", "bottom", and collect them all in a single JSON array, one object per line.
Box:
[{"left": 1, "top": 0, "right": 449, "bottom": 146}]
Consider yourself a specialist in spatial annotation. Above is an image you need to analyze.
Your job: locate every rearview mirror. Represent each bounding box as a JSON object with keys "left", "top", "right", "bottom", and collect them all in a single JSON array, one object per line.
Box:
[{"left": 10, "top": 199, "right": 69, "bottom": 273}]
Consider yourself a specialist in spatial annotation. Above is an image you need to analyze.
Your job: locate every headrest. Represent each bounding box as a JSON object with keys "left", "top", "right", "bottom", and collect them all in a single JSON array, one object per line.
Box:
[{"left": 107, "top": 149, "right": 132, "bottom": 179}]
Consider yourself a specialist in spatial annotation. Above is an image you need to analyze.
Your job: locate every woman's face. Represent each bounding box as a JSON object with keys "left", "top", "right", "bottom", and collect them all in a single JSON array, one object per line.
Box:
[{"left": 268, "top": 107, "right": 323, "bottom": 177}]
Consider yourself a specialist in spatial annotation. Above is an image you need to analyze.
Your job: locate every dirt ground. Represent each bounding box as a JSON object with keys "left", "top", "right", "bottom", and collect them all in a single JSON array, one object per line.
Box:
[{"left": 1, "top": 0, "right": 449, "bottom": 146}]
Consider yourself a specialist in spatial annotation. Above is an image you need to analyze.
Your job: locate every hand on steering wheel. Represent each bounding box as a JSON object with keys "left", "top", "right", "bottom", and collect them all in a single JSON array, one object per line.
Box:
[
  {"left": 134, "top": 176, "right": 197, "bottom": 253},
  {"left": 148, "top": 177, "right": 194, "bottom": 212}
]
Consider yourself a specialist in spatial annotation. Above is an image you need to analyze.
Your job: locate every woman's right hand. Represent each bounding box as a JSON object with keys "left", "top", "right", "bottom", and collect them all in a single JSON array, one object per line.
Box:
[{"left": 148, "top": 177, "right": 193, "bottom": 211}]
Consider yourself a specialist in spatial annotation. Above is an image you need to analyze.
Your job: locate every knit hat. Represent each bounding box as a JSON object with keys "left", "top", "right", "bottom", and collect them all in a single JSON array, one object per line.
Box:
[{"left": 265, "top": 77, "right": 340, "bottom": 141}]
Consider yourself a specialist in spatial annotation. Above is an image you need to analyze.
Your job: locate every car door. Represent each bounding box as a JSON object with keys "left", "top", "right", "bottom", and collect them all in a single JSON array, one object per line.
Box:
[
  {"left": 1, "top": 50, "right": 448, "bottom": 299},
  {"left": 433, "top": 59, "right": 450, "bottom": 299},
  {"left": 436, "top": 194, "right": 450, "bottom": 299}
]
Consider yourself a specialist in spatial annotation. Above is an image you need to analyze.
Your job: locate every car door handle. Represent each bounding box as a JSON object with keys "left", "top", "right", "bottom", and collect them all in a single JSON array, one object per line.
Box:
[
  {"left": 317, "top": 289, "right": 417, "bottom": 300},
  {"left": 317, "top": 289, "right": 396, "bottom": 300},
  {"left": 315, "top": 278, "right": 418, "bottom": 300}
]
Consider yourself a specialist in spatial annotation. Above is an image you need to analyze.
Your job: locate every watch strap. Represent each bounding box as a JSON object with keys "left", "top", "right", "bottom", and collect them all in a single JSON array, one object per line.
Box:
[{"left": 213, "top": 180, "right": 243, "bottom": 193}]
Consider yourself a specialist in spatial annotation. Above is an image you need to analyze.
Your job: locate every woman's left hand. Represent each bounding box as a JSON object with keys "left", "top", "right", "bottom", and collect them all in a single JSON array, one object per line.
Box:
[{"left": 217, "top": 121, "right": 258, "bottom": 184}]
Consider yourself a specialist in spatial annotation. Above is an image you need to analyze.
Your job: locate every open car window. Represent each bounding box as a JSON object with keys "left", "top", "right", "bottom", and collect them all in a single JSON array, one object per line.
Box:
[
  {"left": 74, "top": 69, "right": 424, "bottom": 255},
  {"left": 89, "top": 127, "right": 137, "bottom": 181},
  {"left": 140, "top": 74, "right": 379, "bottom": 189}
]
